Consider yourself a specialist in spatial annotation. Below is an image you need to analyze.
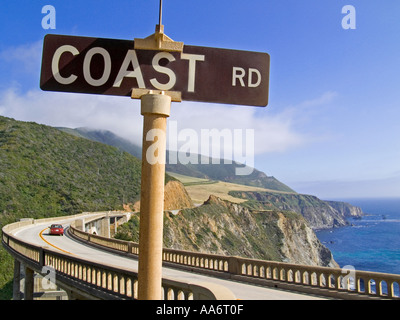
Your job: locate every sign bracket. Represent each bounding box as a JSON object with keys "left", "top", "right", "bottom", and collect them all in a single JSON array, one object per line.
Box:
[
  {"left": 134, "top": 0, "right": 184, "bottom": 52},
  {"left": 134, "top": 24, "right": 184, "bottom": 52},
  {"left": 131, "top": 88, "right": 182, "bottom": 102}
]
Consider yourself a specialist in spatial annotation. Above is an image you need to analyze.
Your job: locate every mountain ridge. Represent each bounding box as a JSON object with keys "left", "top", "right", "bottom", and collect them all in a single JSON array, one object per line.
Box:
[{"left": 58, "top": 127, "right": 295, "bottom": 193}]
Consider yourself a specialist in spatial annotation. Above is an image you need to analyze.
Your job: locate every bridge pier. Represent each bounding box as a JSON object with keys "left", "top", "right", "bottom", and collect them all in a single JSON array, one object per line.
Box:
[
  {"left": 12, "top": 260, "right": 21, "bottom": 300},
  {"left": 24, "top": 265, "right": 34, "bottom": 300},
  {"left": 101, "top": 214, "right": 111, "bottom": 238},
  {"left": 12, "top": 260, "right": 33, "bottom": 300}
]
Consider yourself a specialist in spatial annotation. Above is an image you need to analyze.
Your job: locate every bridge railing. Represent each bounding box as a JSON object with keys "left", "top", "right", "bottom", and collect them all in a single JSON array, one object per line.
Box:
[
  {"left": 232, "top": 256, "right": 400, "bottom": 299},
  {"left": 2, "top": 216, "right": 235, "bottom": 300},
  {"left": 69, "top": 222, "right": 400, "bottom": 300}
]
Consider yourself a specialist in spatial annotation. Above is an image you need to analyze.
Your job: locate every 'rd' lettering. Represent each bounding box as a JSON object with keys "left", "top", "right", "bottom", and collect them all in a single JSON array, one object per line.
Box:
[{"left": 232, "top": 67, "right": 261, "bottom": 88}]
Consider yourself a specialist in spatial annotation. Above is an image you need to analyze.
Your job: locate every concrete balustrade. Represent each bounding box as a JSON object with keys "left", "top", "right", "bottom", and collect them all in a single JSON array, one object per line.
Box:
[
  {"left": 44, "top": 250, "right": 139, "bottom": 299},
  {"left": 69, "top": 218, "right": 400, "bottom": 300},
  {"left": 162, "top": 249, "right": 229, "bottom": 272},
  {"left": 233, "top": 257, "right": 400, "bottom": 298},
  {"left": 3, "top": 212, "right": 400, "bottom": 300}
]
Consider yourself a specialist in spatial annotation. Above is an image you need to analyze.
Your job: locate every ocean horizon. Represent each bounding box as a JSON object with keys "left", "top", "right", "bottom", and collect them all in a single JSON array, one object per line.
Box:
[{"left": 316, "top": 197, "right": 400, "bottom": 276}]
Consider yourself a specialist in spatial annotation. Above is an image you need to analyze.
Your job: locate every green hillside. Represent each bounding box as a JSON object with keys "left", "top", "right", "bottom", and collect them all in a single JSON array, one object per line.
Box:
[
  {"left": 0, "top": 116, "right": 142, "bottom": 222},
  {"left": 0, "top": 116, "right": 143, "bottom": 298},
  {"left": 58, "top": 127, "right": 142, "bottom": 159},
  {"left": 61, "top": 127, "right": 295, "bottom": 193}
]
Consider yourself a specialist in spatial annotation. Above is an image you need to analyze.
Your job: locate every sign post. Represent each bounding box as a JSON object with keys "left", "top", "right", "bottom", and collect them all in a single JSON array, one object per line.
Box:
[
  {"left": 136, "top": 91, "right": 172, "bottom": 300},
  {"left": 133, "top": 1, "right": 184, "bottom": 299}
]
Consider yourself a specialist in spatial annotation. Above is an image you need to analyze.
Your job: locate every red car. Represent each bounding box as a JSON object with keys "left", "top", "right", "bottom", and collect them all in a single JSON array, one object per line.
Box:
[{"left": 49, "top": 224, "right": 64, "bottom": 236}]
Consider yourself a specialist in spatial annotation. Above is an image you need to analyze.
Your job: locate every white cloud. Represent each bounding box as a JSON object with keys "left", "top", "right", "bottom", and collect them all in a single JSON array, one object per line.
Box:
[
  {"left": 0, "top": 88, "right": 144, "bottom": 146},
  {"left": 169, "top": 101, "right": 306, "bottom": 156},
  {"left": 298, "top": 91, "right": 338, "bottom": 108},
  {"left": 167, "top": 90, "right": 338, "bottom": 156},
  {"left": 273, "top": 91, "right": 338, "bottom": 128},
  {"left": 0, "top": 84, "right": 337, "bottom": 162}
]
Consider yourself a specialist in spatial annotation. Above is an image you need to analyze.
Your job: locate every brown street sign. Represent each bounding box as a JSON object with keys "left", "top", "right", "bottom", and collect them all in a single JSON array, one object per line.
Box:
[{"left": 40, "top": 34, "right": 270, "bottom": 106}]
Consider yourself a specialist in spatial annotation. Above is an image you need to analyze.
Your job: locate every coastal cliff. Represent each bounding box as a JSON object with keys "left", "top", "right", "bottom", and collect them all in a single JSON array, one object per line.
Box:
[
  {"left": 163, "top": 180, "right": 194, "bottom": 210},
  {"left": 130, "top": 180, "right": 194, "bottom": 212},
  {"left": 116, "top": 195, "right": 338, "bottom": 267},
  {"left": 326, "top": 200, "right": 364, "bottom": 218},
  {"left": 228, "top": 191, "right": 364, "bottom": 229}
]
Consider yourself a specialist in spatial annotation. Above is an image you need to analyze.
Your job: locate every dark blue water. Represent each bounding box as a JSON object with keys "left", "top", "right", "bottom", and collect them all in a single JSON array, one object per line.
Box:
[{"left": 316, "top": 198, "right": 400, "bottom": 275}]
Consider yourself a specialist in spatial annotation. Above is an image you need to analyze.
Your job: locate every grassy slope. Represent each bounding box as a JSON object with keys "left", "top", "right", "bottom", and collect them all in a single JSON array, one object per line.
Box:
[{"left": 167, "top": 171, "right": 294, "bottom": 204}]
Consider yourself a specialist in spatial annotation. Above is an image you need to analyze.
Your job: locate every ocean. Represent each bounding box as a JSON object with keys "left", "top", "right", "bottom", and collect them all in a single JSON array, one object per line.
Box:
[{"left": 316, "top": 198, "right": 400, "bottom": 275}]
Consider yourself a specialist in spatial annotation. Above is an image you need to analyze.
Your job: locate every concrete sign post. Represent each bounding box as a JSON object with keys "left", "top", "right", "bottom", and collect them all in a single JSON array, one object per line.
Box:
[
  {"left": 137, "top": 92, "right": 171, "bottom": 300},
  {"left": 133, "top": 11, "right": 184, "bottom": 298}
]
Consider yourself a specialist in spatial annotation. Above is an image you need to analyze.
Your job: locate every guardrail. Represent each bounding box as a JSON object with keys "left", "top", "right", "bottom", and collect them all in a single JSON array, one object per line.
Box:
[
  {"left": 2, "top": 216, "right": 235, "bottom": 300},
  {"left": 69, "top": 222, "right": 400, "bottom": 300}
]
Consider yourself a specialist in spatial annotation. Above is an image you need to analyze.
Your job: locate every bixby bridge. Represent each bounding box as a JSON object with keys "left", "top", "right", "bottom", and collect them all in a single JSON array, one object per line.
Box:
[{"left": 2, "top": 211, "right": 400, "bottom": 300}]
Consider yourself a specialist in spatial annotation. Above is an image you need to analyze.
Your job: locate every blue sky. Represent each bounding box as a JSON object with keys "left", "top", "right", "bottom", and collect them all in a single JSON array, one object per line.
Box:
[{"left": 1, "top": 1, "right": 400, "bottom": 199}]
